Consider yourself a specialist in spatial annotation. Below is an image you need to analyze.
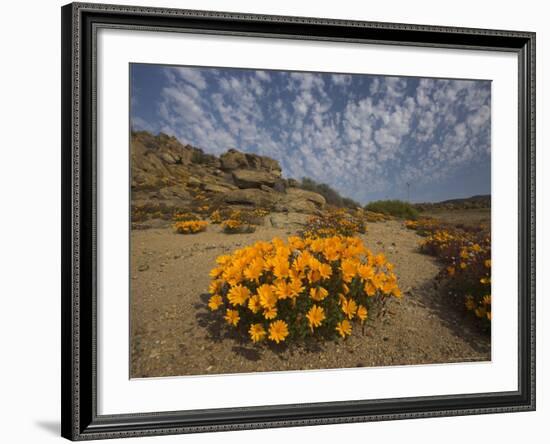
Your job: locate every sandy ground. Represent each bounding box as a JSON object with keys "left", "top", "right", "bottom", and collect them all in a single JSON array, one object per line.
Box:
[
  {"left": 130, "top": 219, "right": 490, "bottom": 378},
  {"left": 421, "top": 208, "right": 491, "bottom": 226}
]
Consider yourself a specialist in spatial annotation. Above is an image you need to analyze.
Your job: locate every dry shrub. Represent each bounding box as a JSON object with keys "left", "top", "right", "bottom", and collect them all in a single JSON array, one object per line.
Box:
[{"left": 173, "top": 220, "right": 208, "bottom": 234}]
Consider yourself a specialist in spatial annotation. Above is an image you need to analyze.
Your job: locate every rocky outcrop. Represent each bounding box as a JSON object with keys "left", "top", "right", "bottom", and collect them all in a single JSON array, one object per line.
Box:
[
  {"left": 269, "top": 212, "right": 310, "bottom": 229},
  {"left": 221, "top": 189, "right": 278, "bottom": 208},
  {"left": 275, "top": 188, "right": 326, "bottom": 214},
  {"left": 220, "top": 149, "right": 248, "bottom": 171},
  {"left": 203, "top": 183, "right": 237, "bottom": 194},
  {"left": 220, "top": 149, "right": 282, "bottom": 176},
  {"left": 231, "top": 169, "right": 279, "bottom": 189},
  {"left": 131, "top": 131, "right": 325, "bottom": 219}
]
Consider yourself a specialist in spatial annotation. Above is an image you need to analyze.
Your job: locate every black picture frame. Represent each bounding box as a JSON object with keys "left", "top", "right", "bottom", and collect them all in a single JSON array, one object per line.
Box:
[{"left": 61, "top": 2, "right": 536, "bottom": 440}]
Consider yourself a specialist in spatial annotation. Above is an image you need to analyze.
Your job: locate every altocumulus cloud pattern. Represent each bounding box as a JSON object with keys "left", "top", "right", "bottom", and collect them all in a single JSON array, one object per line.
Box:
[{"left": 131, "top": 64, "right": 491, "bottom": 204}]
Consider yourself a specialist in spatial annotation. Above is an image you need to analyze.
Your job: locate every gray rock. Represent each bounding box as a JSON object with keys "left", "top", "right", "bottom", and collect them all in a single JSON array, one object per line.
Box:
[
  {"left": 269, "top": 212, "right": 310, "bottom": 229},
  {"left": 222, "top": 189, "right": 278, "bottom": 207},
  {"left": 273, "top": 179, "right": 287, "bottom": 193},
  {"left": 160, "top": 152, "right": 178, "bottom": 164},
  {"left": 187, "top": 176, "right": 201, "bottom": 187},
  {"left": 260, "top": 156, "right": 282, "bottom": 175},
  {"left": 260, "top": 184, "right": 275, "bottom": 193},
  {"left": 158, "top": 185, "right": 192, "bottom": 201},
  {"left": 219, "top": 148, "right": 282, "bottom": 176},
  {"left": 203, "top": 183, "right": 237, "bottom": 194},
  {"left": 220, "top": 149, "right": 248, "bottom": 171},
  {"left": 286, "top": 188, "right": 326, "bottom": 207},
  {"left": 275, "top": 188, "right": 326, "bottom": 213},
  {"left": 244, "top": 153, "right": 263, "bottom": 169},
  {"left": 232, "top": 169, "right": 278, "bottom": 189}
]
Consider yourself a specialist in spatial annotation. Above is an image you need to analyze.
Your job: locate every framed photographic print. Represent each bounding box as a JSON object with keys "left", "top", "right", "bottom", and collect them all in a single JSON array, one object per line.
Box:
[{"left": 61, "top": 2, "right": 536, "bottom": 440}]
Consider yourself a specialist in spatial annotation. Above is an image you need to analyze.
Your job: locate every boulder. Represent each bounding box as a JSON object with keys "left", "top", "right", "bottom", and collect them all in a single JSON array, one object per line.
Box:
[
  {"left": 273, "top": 179, "right": 287, "bottom": 193},
  {"left": 260, "top": 185, "right": 275, "bottom": 193},
  {"left": 269, "top": 212, "right": 310, "bottom": 229},
  {"left": 275, "top": 188, "right": 326, "bottom": 214},
  {"left": 186, "top": 176, "right": 201, "bottom": 187},
  {"left": 244, "top": 153, "right": 263, "bottom": 169},
  {"left": 232, "top": 169, "right": 279, "bottom": 189},
  {"left": 157, "top": 185, "right": 192, "bottom": 201},
  {"left": 220, "top": 149, "right": 248, "bottom": 171},
  {"left": 222, "top": 189, "right": 278, "bottom": 208},
  {"left": 259, "top": 156, "right": 282, "bottom": 175},
  {"left": 287, "top": 188, "right": 326, "bottom": 207},
  {"left": 220, "top": 149, "right": 282, "bottom": 176},
  {"left": 159, "top": 152, "right": 178, "bottom": 164},
  {"left": 203, "top": 183, "right": 237, "bottom": 194}
]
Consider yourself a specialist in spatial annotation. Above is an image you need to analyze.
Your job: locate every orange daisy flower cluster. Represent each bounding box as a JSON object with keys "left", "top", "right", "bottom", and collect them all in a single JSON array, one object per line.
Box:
[
  {"left": 302, "top": 209, "right": 367, "bottom": 238},
  {"left": 407, "top": 219, "right": 491, "bottom": 328},
  {"left": 209, "top": 208, "right": 269, "bottom": 233},
  {"left": 172, "top": 220, "right": 208, "bottom": 234},
  {"left": 207, "top": 235, "right": 401, "bottom": 343}
]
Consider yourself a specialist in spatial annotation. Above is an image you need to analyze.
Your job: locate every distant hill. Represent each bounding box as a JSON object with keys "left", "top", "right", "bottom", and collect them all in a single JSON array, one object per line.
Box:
[{"left": 414, "top": 194, "right": 491, "bottom": 212}]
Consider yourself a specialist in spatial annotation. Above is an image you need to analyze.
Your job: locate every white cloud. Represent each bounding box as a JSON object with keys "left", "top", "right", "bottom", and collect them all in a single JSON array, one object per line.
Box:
[
  {"left": 255, "top": 70, "right": 271, "bottom": 82},
  {"left": 173, "top": 67, "right": 207, "bottom": 89},
  {"left": 331, "top": 74, "right": 352, "bottom": 86},
  {"left": 143, "top": 66, "right": 490, "bottom": 203},
  {"left": 131, "top": 116, "right": 156, "bottom": 133}
]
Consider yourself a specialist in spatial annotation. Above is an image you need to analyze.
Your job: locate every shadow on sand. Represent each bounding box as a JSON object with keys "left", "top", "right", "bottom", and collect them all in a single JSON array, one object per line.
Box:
[
  {"left": 194, "top": 293, "right": 326, "bottom": 362},
  {"left": 413, "top": 280, "right": 490, "bottom": 355}
]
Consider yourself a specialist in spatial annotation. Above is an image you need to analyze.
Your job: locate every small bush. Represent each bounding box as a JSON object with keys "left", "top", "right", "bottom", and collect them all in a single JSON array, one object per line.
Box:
[
  {"left": 365, "top": 200, "right": 419, "bottom": 220},
  {"left": 299, "top": 177, "right": 359, "bottom": 208},
  {"left": 172, "top": 212, "right": 199, "bottom": 222},
  {"left": 132, "top": 202, "right": 179, "bottom": 222},
  {"left": 363, "top": 210, "right": 392, "bottom": 223},
  {"left": 191, "top": 149, "right": 218, "bottom": 165},
  {"left": 173, "top": 220, "right": 208, "bottom": 234},
  {"left": 300, "top": 177, "right": 344, "bottom": 207},
  {"left": 341, "top": 197, "right": 362, "bottom": 209},
  {"left": 231, "top": 209, "right": 265, "bottom": 226},
  {"left": 421, "top": 229, "right": 491, "bottom": 327},
  {"left": 212, "top": 208, "right": 268, "bottom": 233},
  {"left": 404, "top": 218, "right": 441, "bottom": 236},
  {"left": 209, "top": 210, "right": 223, "bottom": 224},
  {"left": 222, "top": 219, "right": 256, "bottom": 234},
  {"left": 302, "top": 209, "right": 366, "bottom": 238},
  {"left": 407, "top": 219, "right": 491, "bottom": 329},
  {"left": 207, "top": 235, "right": 402, "bottom": 344}
]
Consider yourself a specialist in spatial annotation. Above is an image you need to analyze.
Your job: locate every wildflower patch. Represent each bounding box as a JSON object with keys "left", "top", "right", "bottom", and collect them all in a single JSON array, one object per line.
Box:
[{"left": 207, "top": 235, "right": 401, "bottom": 344}]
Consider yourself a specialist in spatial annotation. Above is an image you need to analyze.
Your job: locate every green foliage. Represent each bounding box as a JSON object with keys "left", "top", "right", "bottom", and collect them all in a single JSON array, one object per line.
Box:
[
  {"left": 364, "top": 200, "right": 419, "bottom": 220},
  {"left": 342, "top": 197, "right": 361, "bottom": 209},
  {"left": 299, "top": 177, "right": 360, "bottom": 208},
  {"left": 191, "top": 149, "right": 217, "bottom": 165}
]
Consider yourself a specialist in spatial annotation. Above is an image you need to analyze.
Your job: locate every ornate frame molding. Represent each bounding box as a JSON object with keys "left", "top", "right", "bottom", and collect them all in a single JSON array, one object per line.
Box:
[{"left": 61, "top": 2, "right": 535, "bottom": 440}]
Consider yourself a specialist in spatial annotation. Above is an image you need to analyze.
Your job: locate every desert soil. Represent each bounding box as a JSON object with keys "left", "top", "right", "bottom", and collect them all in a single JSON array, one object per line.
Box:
[
  {"left": 130, "top": 219, "right": 490, "bottom": 378},
  {"left": 421, "top": 208, "right": 491, "bottom": 226}
]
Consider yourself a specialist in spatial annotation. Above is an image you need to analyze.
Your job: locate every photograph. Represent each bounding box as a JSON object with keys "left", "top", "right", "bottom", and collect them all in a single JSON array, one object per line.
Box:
[
  {"left": 1, "top": 0, "right": 543, "bottom": 442},
  {"left": 129, "top": 64, "right": 492, "bottom": 378}
]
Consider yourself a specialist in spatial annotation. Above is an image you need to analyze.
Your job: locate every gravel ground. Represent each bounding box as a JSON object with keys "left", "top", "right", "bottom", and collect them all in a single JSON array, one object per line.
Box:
[{"left": 130, "top": 219, "right": 490, "bottom": 378}]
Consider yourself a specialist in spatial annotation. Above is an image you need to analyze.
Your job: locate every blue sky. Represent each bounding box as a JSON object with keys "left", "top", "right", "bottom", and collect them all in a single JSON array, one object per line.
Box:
[{"left": 130, "top": 64, "right": 491, "bottom": 204}]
